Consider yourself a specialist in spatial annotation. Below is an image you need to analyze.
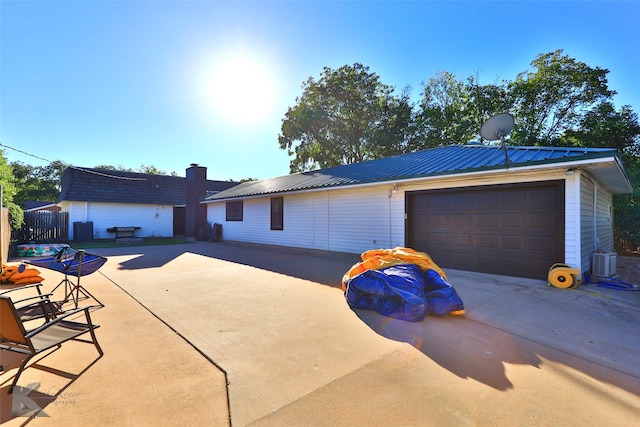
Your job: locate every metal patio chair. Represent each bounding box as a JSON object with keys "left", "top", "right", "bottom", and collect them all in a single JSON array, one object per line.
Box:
[
  {"left": 0, "top": 295, "right": 103, "bottom": 394},
  {"left": 0, "top": 284, "right": 61, "bottom": 324}
]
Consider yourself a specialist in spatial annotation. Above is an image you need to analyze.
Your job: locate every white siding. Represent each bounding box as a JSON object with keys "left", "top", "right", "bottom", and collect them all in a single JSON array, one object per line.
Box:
[
  {"left": 207, "top": 186, "right": 403, "bottom": 253},
  {"left": 58, "top": 201, "right": 88, "bottom": 223},
  {"left": 580, "top": 176, "right": 595, "bottom": 272},
  {"left": 58, "top": 201, "right": 88, "bottom": 240},
  {"left": 279, "top": 193, "right": 329, "bottom": 249},
  {"left": 595, "top": 185, "right": 614, "bottom": 252},
  {"left": 577, "top": 174, "right": 615, "bottom": 274},
  {"left": 327, "top": 187, "right": 399, "bottom": 253},
  {"left": 207, "top": 196, "right": 323, "bottom": 248},
  {"left": 60, "top": 201, "right": 173, "bottom": 240}
]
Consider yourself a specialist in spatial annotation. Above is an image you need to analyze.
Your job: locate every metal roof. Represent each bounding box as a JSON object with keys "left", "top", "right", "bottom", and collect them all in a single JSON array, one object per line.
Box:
[{"left": 203, "top": 145, "right": 631, "bottom": 201}]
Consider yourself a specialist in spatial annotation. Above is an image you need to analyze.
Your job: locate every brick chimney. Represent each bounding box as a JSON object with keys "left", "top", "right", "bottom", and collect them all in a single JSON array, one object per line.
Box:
[{"left": 185, "top": 163, "right": 207, "bottom": 239}]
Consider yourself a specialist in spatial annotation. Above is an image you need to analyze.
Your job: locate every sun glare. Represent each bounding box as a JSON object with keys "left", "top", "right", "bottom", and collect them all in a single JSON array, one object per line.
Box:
[{"left": 206, "top": 56, "right": 276, "bottom": 123}]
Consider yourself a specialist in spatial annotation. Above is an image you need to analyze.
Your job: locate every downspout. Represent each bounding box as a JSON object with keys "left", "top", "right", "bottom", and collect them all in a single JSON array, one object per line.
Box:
[
  {"left": 327, "top": 190, "right": 331, "bottom": 251},
  {"left": 594, "top": 181, "right": 599, "bottom": 252},
  {"left": 388, "top": 185, "right": 394, "bottom": 247}
]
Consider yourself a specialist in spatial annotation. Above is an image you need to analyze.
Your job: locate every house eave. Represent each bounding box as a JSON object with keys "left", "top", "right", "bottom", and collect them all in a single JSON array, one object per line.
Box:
[{"left": 203, "top": 155, "right": 631, "bottom": 202}]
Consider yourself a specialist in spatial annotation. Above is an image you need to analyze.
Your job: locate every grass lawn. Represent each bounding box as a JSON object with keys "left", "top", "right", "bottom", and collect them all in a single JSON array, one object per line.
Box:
[{"left": 69, "top": 237, "right": 196, "bottom": 250}]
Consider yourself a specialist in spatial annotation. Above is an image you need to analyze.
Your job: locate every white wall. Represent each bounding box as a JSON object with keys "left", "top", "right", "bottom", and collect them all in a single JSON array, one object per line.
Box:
[
  {"left": 579, "top": 175, "right": 595, "bottom": 272},
  {"left": 207, "top": 187, "right": 404, "bottom": 253},
  {"left": 59, "top": 201, "right": 174, "bottom": 240},
  {"left": 595, "top": 184, "right": 614, "bottom": 253},
  {"left": 575, "top": 173, "right": 615, "bottom": 274}
]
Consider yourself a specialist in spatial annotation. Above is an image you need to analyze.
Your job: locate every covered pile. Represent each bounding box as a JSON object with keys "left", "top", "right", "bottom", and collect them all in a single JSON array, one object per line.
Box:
[{"left": 342, "top": 247, "right": 465, "bottom": 322}]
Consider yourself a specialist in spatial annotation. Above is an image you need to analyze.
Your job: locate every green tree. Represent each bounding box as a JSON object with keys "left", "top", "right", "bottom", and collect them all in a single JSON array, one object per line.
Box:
[
  {"left": 94, "top": 163, "right": 177, "bottom": 176},
  {"left": 92, "top": 164, "right": 175, "bottom": 175},
  {"left": 0, "top": 151, "right": 23, "bottom": 229},
  {"left": 12, "top": 160, "right": 67, "bottom": 207},
  {"left": 93, "top": 164, "right": 134, "bottom": 171},
  {"left": 415, "top": 71, "right": 513, "bottom": 147},
  {"left": 613, "top": 153, "right": 640, "bottom": 253},
  {"left": 558, "top": 102, "right": 640, "bottom": 152},
  {"left": 555, "top": 101, "right": 640, "bottom": 253},
  {"left": 278, "top": 63, "right": 412, "bottom": 172},
  {"left": 465, "top": 75, "right": 514, "bottom": 141},
  {"left": 370, "top": 86, "right": 415, "bottom": 158},
  {"left": 138, "top": 164, "right": 173, "bottom": 175},
  {"left": 414, "top": 71, "right": 471, "bottom": 148},
  {"left": 510, "top": 49, "right": 614, "bottom": 146}
]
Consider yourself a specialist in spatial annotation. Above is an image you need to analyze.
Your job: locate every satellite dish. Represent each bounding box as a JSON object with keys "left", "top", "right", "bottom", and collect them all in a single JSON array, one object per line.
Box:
[
  {"left": 480, "top": 113, "right": 515, "bottom": 141},
  {"left": 480, "top": 113, "right": 515, "bottom": 165}
]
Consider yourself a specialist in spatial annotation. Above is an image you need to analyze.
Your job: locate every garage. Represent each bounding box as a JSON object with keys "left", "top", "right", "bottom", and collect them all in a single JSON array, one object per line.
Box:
[{"left": 406, "top": 181, "right": 565, "bottom": 280}]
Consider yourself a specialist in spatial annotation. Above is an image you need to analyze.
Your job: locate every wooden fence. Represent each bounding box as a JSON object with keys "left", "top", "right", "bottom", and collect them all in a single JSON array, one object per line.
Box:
[{"left": 19, "top": 211, "right": 69, "bottom": 244}]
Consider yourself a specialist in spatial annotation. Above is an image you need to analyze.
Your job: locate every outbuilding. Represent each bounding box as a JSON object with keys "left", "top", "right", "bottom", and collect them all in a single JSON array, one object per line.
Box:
[
  {"left": 57, "top": 164, "right": 237, "bottom": 241},
  {"left": 203, "top": 145, "right": 632, "bottom": 280}
]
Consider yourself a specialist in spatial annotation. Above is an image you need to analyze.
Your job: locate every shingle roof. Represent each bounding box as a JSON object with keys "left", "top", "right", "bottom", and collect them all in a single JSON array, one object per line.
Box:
[
  {"left": 204, "top": 145, "right": 627, "bottom": 201},
  {"left": 25, "top": 201, "right": 56, "bottom": 210},
  {"left": 58, "top": 167, "right": 238, "bottom": 205}
]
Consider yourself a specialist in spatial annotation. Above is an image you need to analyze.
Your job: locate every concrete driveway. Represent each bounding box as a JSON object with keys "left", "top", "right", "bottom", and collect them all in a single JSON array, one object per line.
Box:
[{"left": 2, "top": 241, "right": 640, "bottom": 426}]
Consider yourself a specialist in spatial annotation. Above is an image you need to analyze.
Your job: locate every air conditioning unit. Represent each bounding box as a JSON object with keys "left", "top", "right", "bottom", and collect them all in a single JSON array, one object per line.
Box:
[{"left": 592, "top": 252, "right": 617, "bottom": 277}]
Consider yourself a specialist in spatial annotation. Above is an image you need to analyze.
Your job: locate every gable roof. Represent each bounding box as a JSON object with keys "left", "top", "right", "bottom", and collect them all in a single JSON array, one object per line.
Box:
[
  {"left": 25, "top": 201, "right": 56, "bottom": 210},
  {"left": 58, "top": 167, "right": 238, "bottom": 205},
  {"left": 204, "top": 145, "right": 632, "bottom": 201}
]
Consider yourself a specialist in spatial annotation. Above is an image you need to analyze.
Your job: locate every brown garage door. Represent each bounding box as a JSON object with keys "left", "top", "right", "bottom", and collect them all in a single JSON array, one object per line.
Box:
[{"left": 407, "top": 181, "right": 564, "bottom": 280}]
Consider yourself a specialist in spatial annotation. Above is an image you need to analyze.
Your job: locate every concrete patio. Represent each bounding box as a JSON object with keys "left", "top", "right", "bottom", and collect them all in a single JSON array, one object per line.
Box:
[{"left": 2, "top": 242, "right": 639, "bottom": 426}]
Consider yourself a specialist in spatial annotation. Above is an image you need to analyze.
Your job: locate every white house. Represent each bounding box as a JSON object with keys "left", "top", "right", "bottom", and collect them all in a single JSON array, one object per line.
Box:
[
  {"left": 202, "top": 145, "right": 632, "bottom": 280},
  {"left": 57, "top": 164, "right": 238, "bottom": 241}
]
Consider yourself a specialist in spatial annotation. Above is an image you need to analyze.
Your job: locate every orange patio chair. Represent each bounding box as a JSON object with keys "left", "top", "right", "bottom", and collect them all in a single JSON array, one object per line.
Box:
[{"left": 0, "top": 295, "right": 103, "bottom": 394}]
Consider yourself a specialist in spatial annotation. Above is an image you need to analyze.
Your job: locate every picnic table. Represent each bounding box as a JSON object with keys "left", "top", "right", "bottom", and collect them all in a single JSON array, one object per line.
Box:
[{"left": 106, "top": 226, "right": 141, "bottom": 238}]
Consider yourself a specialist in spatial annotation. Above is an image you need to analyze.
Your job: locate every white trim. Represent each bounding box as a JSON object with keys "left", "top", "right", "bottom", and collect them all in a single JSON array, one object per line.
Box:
[{"left": 564, "top": 172, "right": 582, "bottom": 271}]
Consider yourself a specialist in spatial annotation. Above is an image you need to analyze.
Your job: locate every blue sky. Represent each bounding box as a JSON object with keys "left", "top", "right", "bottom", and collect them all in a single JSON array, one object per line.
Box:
[{"left": 1, "top": 1, "right": 638, "bottom": 180}]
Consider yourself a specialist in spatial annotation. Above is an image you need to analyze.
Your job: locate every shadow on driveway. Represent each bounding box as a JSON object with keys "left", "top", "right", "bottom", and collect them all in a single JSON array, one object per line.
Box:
[
  {"left": 87, "top": 241, "right": 361, "bottom": 289},
  {"left": 354, "top": 309, "right": 541, "bottom": 391}
]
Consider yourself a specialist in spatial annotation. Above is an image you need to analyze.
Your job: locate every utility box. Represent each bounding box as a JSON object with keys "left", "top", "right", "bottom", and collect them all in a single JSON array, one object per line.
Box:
[
  {"left": 73, "top": 221, "right": 94, "bottom": 243},
  {"left": 592, "top": 252, "right": 617, "bottom": 277}
]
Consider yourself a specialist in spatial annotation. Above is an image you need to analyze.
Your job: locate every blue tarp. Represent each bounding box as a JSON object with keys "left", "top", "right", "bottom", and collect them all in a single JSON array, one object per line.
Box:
[{"left": 344, "top": 264, "right": 464, "bottom": 322}]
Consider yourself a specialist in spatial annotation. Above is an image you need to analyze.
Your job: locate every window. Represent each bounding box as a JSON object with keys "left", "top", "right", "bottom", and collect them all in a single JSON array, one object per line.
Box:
[
  {"left": 226, "top": 200, "right": 243, "bottom": 221},
  {"left": 271, "top": 197, "right": 283, "bottom": 230}
]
